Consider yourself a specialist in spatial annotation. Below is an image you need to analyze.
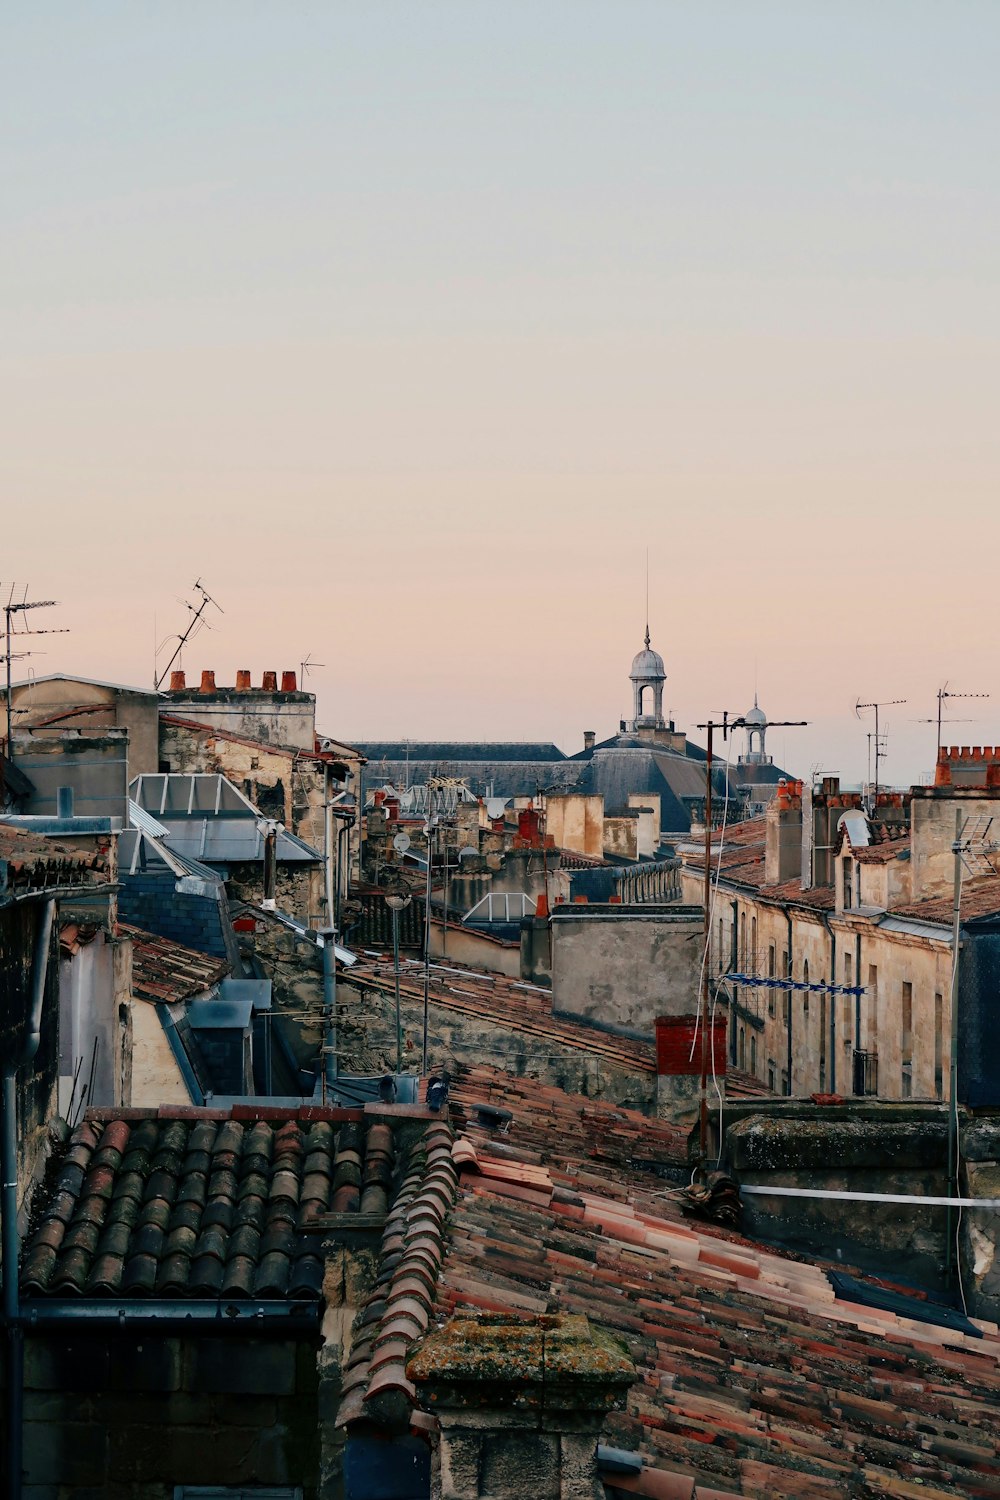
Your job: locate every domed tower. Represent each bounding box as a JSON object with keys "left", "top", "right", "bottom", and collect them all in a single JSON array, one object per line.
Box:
[
  {"left": 628, "top": 626, "right": 667, "bottom": 730},
  {"left": 742, "top": 695, "right": 770, "bottom": 765}
]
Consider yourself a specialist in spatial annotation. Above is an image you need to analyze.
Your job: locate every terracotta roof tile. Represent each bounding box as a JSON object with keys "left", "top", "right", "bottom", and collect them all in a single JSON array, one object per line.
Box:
[
  {"left": 349, "top": 957, "right": 658, "bottom": 1074},
  {"left": 435, "top": 1069, "right": 1000, "bottom": 1500},
  {"left": 120, "top": 923, "right": 230, "bottom": 1004},
  {"left": 20, "top": 1105, "right": 411, "bottom": 1301}
]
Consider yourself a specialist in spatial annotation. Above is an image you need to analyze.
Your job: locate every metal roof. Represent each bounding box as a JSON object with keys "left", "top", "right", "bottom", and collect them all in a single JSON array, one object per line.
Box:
[
  {"left": 129, "top": 774, "right": 321, "bottom": 864},
  {"left": 187, "top": 995, "right": 254, "bottom": 1030}
]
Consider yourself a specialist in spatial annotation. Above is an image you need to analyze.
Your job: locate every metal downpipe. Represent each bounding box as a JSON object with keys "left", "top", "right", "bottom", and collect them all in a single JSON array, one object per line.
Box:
[{"left": 3, "top": 897, "right": 56, "bottom": 1500}]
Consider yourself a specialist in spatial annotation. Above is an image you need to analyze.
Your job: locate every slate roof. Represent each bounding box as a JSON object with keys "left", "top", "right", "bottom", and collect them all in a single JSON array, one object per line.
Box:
[
  {"left": 363, "top": 758, "right": 581, "bottom": 801},
  {"left": 20, "top": 1105, "right": 408, "bottom": 1301},
  {"left": 439, "top": 1077, "right": 1000, "bottom": 1499},
  {"left": 356, "top": 741, "right": 569, "bottom": 764},
  {"left": 121, "top": 923, "right": 230, "bottom": 1005}
]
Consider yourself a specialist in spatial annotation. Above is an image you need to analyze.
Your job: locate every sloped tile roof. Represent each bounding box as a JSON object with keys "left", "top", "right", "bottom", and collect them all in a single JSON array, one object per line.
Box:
[
  {"left": 20, "top": 1105, "right": 410, "bottom": 1301},
  {"left": 335, "top": 1117, "right": 457, "bottom": 1430},
  {"left": 0, "top": 822, "right": 109, "bottom": 901},
  {"left": 892, "top": 875, "right": 1000, "bottom": 925},
  {"left": 349, "top": 957, "right": 659, "bottom": 1074},
  {"left": 439, "top": 1084, "right": 1000, "bottom": 1499},
  {"left": 120, "top": 922, "right": 230, "bottom": 1005}
]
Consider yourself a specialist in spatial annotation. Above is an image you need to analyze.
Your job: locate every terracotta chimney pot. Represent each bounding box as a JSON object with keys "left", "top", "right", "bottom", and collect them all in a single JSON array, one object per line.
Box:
[
  {"left": 200, "top": 670, "right": 216, "bottom": 693},
  {"left": 169, "top": 670, "right": 186, "bottom": 691},
  {"left": 262, "top": 671, "right": 278, "bottom": 691},
  {"left": 281, "top": 670, "right": 297, "bottom": 692},
  {"left": 236, "top": 669, "right": 251, "bottom": 691}
]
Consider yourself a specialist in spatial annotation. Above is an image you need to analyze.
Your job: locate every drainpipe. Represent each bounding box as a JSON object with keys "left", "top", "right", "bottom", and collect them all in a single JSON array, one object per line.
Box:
[
  {"left": 3, "top": 897, "right": 56, "bottom": 1500},
  {"left": 820, "top": 912, "right": 836, "bottom": 1095},
  {"left": 785, "top": 912, "right": 793, "bottom": 1096},
  {"left": 854, "top": 931, "right": 863, "bottom": 1054},
  {"left": 320, "top": 929, "right": 338, "bottom": 1097}
]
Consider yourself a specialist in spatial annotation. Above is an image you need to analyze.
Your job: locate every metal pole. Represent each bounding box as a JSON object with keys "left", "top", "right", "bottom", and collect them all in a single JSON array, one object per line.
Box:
[
  {"left": 699, "top": 723, "right": 713, "bottom": 1164},
  {"left": 321, "top": 929, "right": 338, "bottom": 1095},
  {"left": 946, "top": 809, "right": 963, "bottom": 1282},
  {"left": 422, "top": 823, "right": 434, "bottom": 1076},
  {"left": 323, "top": 768, "right": 335, "bottom": 925},
  {"left": 5, "top": 605, "right": 12, "bottom": 754},
  {"left": 393, "top": 906, "right": 402, "bottom": 1074}
]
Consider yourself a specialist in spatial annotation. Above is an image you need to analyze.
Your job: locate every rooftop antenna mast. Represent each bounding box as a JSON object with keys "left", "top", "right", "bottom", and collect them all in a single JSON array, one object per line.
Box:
[
  {"left": 2, "top": 585, "right": 71, "bottom": 755},
  {"left": 154, "top": 579, "right": 223, "bottom": 690},
  {"left": 855, "top": 698, "right": 906, "bottom": 811},
  {"left": 933, "top": 683, "right": 990, "bottom": 757},
  {"left": 692, "top": 710, "right": 807, "bottom": 1166},
  {"left": 300, "top": 651, "right": 325, "bottom": 686}
]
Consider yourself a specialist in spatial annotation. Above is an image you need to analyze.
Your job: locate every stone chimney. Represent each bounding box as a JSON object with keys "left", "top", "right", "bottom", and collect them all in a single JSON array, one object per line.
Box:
[
  {"left": 408, "top": 1313, "right": 634, "bottom": 1500},
  {"left": 765, "top": 778, "right": 803, "bottom": 885},
  {"left": 583, "top": 730, "right": 596, "bottom": 752}
]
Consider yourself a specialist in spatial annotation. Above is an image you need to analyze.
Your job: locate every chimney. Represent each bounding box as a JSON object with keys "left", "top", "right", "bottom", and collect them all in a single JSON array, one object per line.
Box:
[
  {"left": 765, "top": 778, "right": 802, "bottom": 885},
  {"left": 261, "top": 671, "right": 278, "bottom": 691},
  {"left": 169, "top": 670, "right": 186, "bottom": 691},
  {"left": 583, "top": 730, "right": 596, "bottom": 752},
  {"left": 235, "top": 669, "right": 252, "bottom": 691},
  {"left": 655, "top": 1013, "right": 726, "bottom": 1122},
  {"left": 199, "top": 670, "right": 216, "bottom": 694},
  {"left": 280, "top": 670, "right": 297, "bottom": 692},
  {"left": 408, "top": 1313, "right": 634, "bottom": 1500}
]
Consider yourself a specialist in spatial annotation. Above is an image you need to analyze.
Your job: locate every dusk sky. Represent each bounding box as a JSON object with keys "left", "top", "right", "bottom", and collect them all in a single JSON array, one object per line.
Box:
[{"left": 4, "top": 4, "right": 999, "bottom": 786}]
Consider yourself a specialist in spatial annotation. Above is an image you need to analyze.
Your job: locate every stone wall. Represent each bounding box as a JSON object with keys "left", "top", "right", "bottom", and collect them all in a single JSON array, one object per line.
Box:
[
  {"left": 724, "top": 1104, "right": 950, "bottom": 1287},
  {"left": 0, "top": 1331, "right": 321, "bottom": 1499},
  {"left": 337, "top": 977, "right": 655, "bottom": 1112}
]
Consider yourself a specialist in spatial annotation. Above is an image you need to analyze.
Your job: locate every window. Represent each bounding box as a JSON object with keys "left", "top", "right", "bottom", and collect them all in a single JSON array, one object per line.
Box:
[
  {"left": 751, "top": 917, "right": 758, "bottom": 971},
  {"left": 819, "top": 986, "right": 827, "bottom": 1090},
  {"left": 842, "top": 858, "right": 853, "bottom": 909},
  {"left": 902, "top": 981, "right": 913, "bottom": 1098},
  {"left": 740, "top": 912, "right": 747, "bottom": 967},
  {"left": 802, "top": 959, "right": 810, "bottom": 1015},
  {"left": 751, "top": 1035, "right": 758, "bottom": 1074},
  {"left": 738, "top": 1026, "right": 746, "bottom": 1070},
  {"left": 934, "top": 991, "right": 943, "bottom": 1100},
  {"left": 781, "top": 1070, "right": 789, "bottom": 1096},
  {"left": 768, "top": 943, "right": 776, "bottom": 1016},
  {"left": 767, "top": 1058, "right": 775, "bottom": 1092},
  {"left": 843, "top": 954, "right": 853, "bottom": 1048}
]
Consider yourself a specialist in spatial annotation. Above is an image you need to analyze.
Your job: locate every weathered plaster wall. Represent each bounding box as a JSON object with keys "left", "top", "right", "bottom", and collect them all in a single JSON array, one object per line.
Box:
[
  {"left": 162, "top": 685, "right": 316, "bottom": 751},
  {"left": 545, "top": 795, "right": 605, "bottom": 858},
  {"left": 679, "top": 865, "right": 954, "bottom": 1102},
  {"left": 428, "top": 920, "right": 521, "bottom": 979},
  {"left": 911, "top": 790, "right": 1000, "bottom": 900},
  {"left": 550, "top": 906, "right": 703, "bottom": 1040},
  {"left": 58, "top": 929, "right": 131, "bottom": 1111},
  {"left": 128, "top": 999, "right": 192, "bottom": 1107},
  {"left": 4, "top": 679, "right": 160, "bottom": 776}
]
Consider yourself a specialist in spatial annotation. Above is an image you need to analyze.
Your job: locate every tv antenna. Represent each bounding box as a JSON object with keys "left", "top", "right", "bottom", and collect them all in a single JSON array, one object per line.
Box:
[
  {"left": 855, "top": 698, "right": 906, "bottom": 809},
  {"left": 300, "top": 651, "right": 325, "bottom": 684},
  {"left": 927, "top": 684, "right": 990, "bottom": 757},
  {"left": 154, "top": 579, "right": 223, "bottom": 690},
  {"left": 2, "top": 584, "right": 71, "bottom": 753}
]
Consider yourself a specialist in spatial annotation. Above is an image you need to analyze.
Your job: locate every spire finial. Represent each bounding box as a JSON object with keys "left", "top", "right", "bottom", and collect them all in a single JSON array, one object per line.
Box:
[{"left": 644, "top": 547, "right": 650, "bottom": 649}]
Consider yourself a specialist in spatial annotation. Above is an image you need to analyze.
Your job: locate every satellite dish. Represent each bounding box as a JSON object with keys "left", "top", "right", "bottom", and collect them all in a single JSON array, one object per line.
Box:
[
  {"left": 393, "top": 832, "right": 411, "bottom": 853},
  {"left": 486, "top": 798, "right": 506, "bottom": 821},
  {"left": 458, "top": 845, "right": 478, "bottom": 862}
]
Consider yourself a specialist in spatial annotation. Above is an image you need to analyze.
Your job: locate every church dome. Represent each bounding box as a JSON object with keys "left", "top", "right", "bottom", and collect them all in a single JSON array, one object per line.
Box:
[
  {"left": 630, "top": 634, "right": 665, "bottom": 682},
  {"left": 744, "top": 698, "right": 767, "bottom": 727}
]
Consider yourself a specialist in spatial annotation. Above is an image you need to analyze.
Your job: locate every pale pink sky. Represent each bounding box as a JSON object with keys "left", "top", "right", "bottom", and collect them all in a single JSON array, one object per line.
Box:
[{"left": 3, "top": 5, "right": 999, "bottom": 786}]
